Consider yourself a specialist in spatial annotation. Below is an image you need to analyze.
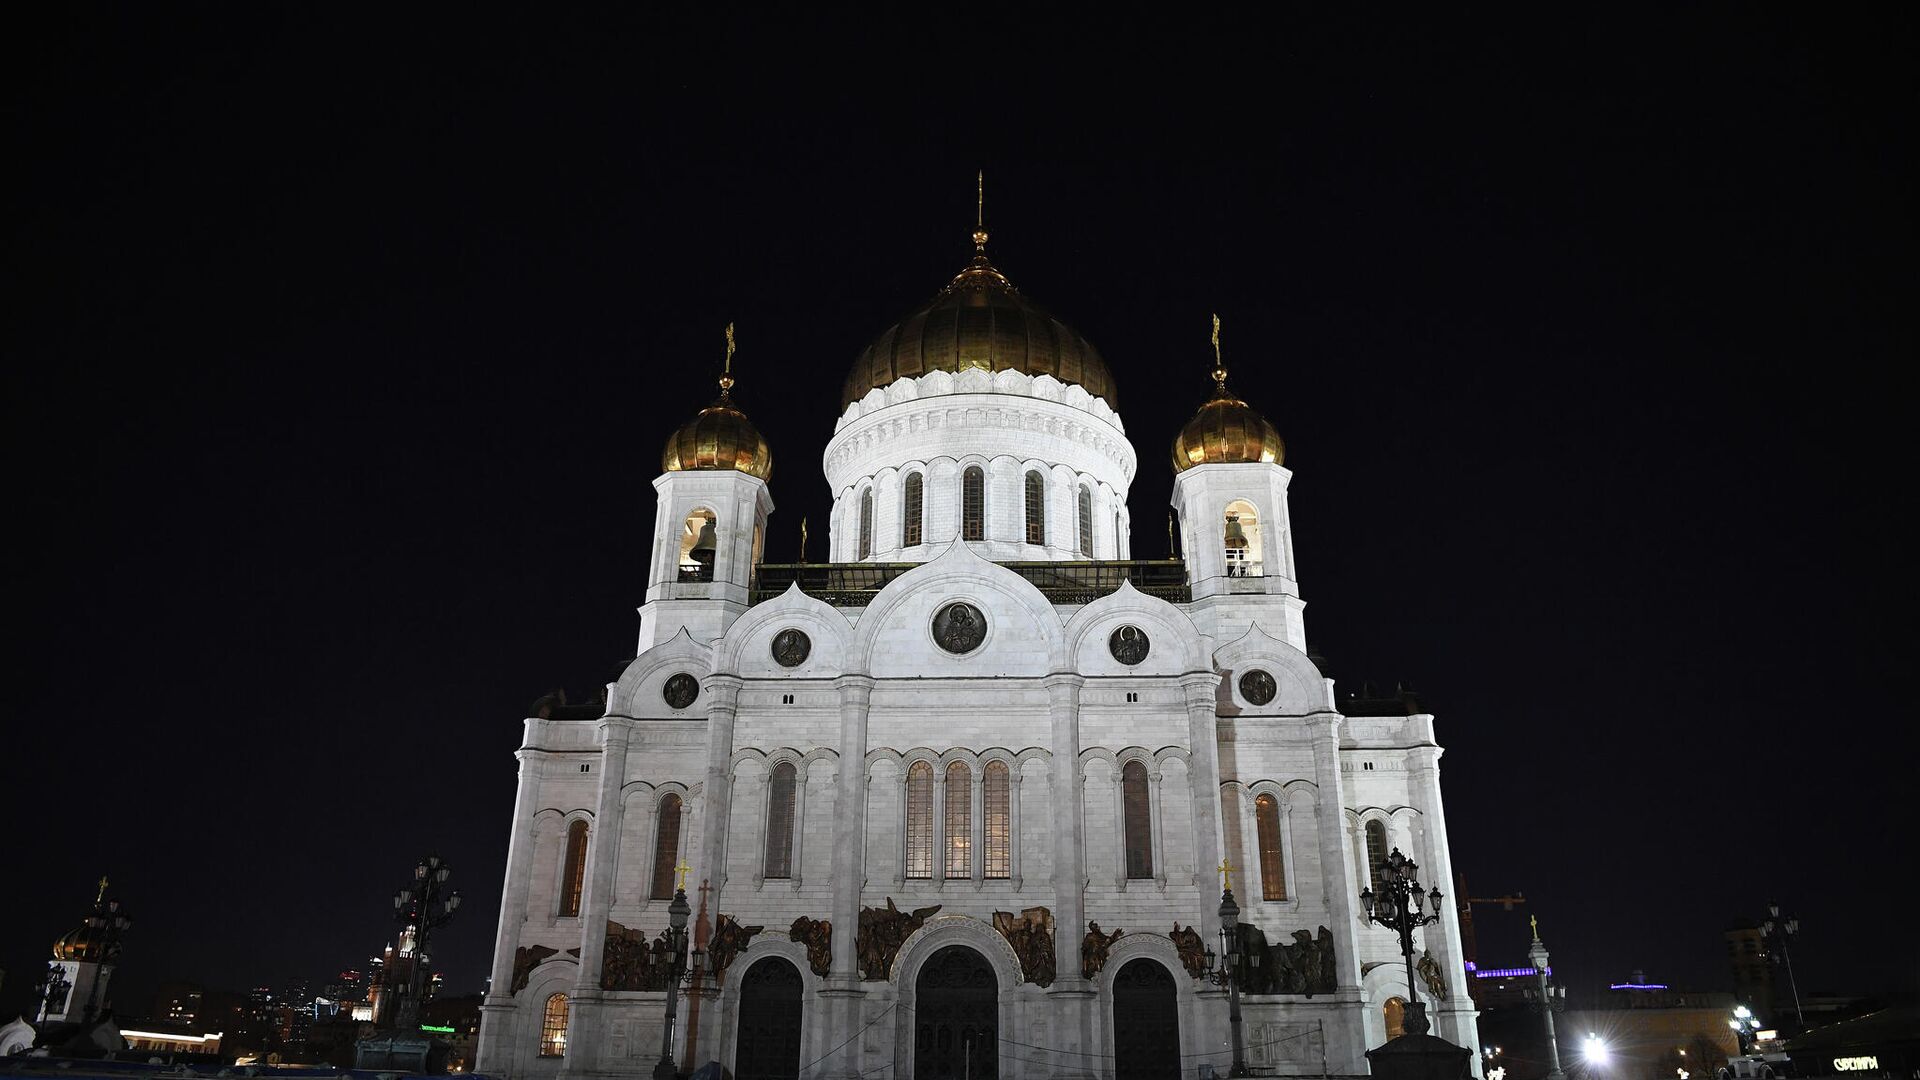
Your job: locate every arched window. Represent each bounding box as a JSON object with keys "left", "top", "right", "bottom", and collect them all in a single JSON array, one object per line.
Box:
[
  {"left": 858, "top": 489, "right": 873, "bottom": 560},
  {"left": 1224, "top": 500, "right": 1262, "bottom": 577},
  {"left": 764, "top": 761, "right": 797, "bottom": 879},
  {"left": 539, "top": 993, "right": 569, "bottom": 1056},
  {"left": 651, "top": 794, "right": 683, "bottom": 899},
  {"left": 1365, "top": 819, "right": 1390, "bottom": 893},
  {"left": 902, "top": 472, "right": 924, "bottom": 547},
  {"left": 1024, "top": 471, "right": 1046, "bottom": 545},
  {"left": 945, "top": 761, "right": 972, "bottom": 879},
  {"left": 1255, "top": 794, "right": 1287, "bottom": 900},
  {"left": 1122, "top": 760, "right": 1153, "bottom": 879},
  {"left": 677, "top": 508, "right": 717, "bottom": 581},
  {"left": 559, "top": 819, "right": 589, "bottom": 917},
  {"left": 1077, "top": 485, "right": 1094, "bottom": 557},
  {"left": 905, "top": 761, "right": 934, "bottom": 879},
  {"left": 962, "top": 466, "right": 985, "bottom": 540},
  {"left": 984, "top": 760, "right": 1011, "bottom": 879},
  {"left": 1114, "top": 512, "right": 1123, "bottom": 555}
]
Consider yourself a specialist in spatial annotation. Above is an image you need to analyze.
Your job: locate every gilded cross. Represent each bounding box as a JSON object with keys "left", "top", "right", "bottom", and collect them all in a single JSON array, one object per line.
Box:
[
  {"left": 675, "top": 859, "right": 693, "bottom": 891},
  {"left": 96, "top": 876, "right": 110, "bottom": 902},
  {"left": 1530, "top": 914, "right": 1540, "bottom": 939},
  {"left": 1211, "top": 313, "right": 1222, "bottom": 365},
  {"left": 1217, "top": 859, "right": 1235, "bottom": 892},
  {"left": 724, "top": 323, "right": 735, "bottom": 375}
]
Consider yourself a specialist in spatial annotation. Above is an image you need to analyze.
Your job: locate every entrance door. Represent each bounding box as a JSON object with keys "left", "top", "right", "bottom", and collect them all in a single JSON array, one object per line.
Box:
[
  {"left": 735, "top": 957, "right": 803, "bottom": 1080},
  {"left": 914, "top": 945, "right": 997, "bottom": 1080},
  {"left": 1113, "top": 958, "right": 1180, "bottom": 1080}
]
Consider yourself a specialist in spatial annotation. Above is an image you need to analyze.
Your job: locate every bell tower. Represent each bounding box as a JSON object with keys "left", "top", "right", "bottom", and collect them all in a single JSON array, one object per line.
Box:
[
  {"left": 639, "top": 324, "right": 774, "bottom": 652},
  {"left": 40, "top": 878, "right": 132, "bottom": 1025},
  {"left": 1168, "top": 315, "right": 1306, "bottom": 648}
]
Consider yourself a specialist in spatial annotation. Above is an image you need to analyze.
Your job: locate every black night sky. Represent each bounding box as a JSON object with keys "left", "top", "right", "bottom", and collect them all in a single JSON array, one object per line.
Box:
[{"left": 5, "top": 9, "right": 1913, "bottom": 1021}]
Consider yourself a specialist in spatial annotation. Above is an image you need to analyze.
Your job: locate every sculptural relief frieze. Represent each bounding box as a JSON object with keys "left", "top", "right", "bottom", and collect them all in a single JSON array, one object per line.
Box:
[
  {"left": 1230, "top": 924, "right": 1337, "bottom": 996},
  {"left": 932, "top": 602, "right": 987, "bottom": 654},
  {"left": 601, "top": 920, "right": 678, "bottom": 992},
  {"left": 708, "top": 914, "right": 765, "bottom": 981},
  {"left": 1239, "top": 668, "right": 1277, "bottom": 706},
  {"left": 789, "top": 916, "right": 832, "bottom": 978},
  {"left": 771, "top": 628, "right": 811, "bottom": 668},
  {"left": 1080, "top": 921, "right": 1125, "bottom": 980},
  {"left": 992, "top": 906, "right": 1055, "bottom": 987},
  {"left": 857, "top": 898, "right": 942, "bottom": 980},
  {"left": 510, "top": 944, "right": 558, "bottom": 995},
  {"left": 662, "top": 673, "right": 700, "bottom": 710},
  {"left": 1169, "top": 923, "right": 1208, "bottom": 980}
]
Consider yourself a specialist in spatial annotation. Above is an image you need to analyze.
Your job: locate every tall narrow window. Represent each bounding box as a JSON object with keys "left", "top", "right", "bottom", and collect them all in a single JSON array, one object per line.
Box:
[
  {"left": 1122, "top": 760, "right": 1153, "bottom": 879},
  {"left": 903, "top": 472, "right": 924, "bottom": 547},
  {"left": 945, "top": 762, "right": 972, "bottom": 879},
  {"left": 905, "top": 761, "right": 933, "bottom": 879},
  {"left": 1365, "top": 819, "right": 1389, "bottom": 892},
  {"left": 540, "top": 993, "right": 569, "bottom": 1056},
  {"left": 764, "top": 761, "right": 797, "bottom": 879},
  {"left": 962, "top": 466, "right": 985, "bottom": 540},
  {"left": 1024, "top": 471, "right": 1046, "bottom": 544},
  {"left": 651, "top": 794, "right": 683, "bottom": 899},
  {"left": 1255, "top": 794, "right": 1287, "bottom": 900},
  {"left": 1077, "top": 485, "right": 1094, "bottom": 557},
  {"left": 1224, "top": 500, "right": 1263, "bottom": 577},
  {"left": 559, "top": 819, "right": 589, "bottom": 917},
  {"left": 858, "top": 490, "right": 873, "bottom": 560},
  {"left": 984, "top": 760, "right": 1011, "bottom": 879}
]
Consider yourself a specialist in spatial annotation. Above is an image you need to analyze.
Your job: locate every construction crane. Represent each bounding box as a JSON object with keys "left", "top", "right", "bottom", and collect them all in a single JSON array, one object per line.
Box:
[{"left": 1456, "top": 873, "right": 1526, "bottom": 1002}]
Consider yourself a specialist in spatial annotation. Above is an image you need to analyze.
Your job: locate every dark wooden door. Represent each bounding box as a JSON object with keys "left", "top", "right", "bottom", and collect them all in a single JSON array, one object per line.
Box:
[
  {"left": 914, "top": 945, "right": 997, "bottom": 1080},
  {"left": 735, "top": 957, "right": 803, "bottom": 1080},
  {"left": 1113, "top": 958, "right": 1180, "bottom": 1080}
]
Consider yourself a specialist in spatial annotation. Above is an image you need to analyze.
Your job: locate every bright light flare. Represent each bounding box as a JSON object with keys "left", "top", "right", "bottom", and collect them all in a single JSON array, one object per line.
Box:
[{"left": 1584, "top": 1033, "right": 1609, "bottom": 1065}]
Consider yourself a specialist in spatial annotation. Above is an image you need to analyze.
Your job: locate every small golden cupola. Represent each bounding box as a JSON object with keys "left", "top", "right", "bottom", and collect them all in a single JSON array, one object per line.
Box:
[
  {"left": 660, "top": 322, "right": 773, "bottom": 481},
  {"left": 1171, "top": 314, "right": 1284, "bottom": 472},
  {"left": 53, "top": 877, "right": 131, "bottom": 962}
]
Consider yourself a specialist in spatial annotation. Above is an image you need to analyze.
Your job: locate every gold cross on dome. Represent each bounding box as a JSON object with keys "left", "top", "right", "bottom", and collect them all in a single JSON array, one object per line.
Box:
[
  {"left": 1218, "top": 859, "right": 1235, "bottom": 892},
  {"left": 1530, "top": 914, "right": 1540, "bottom": 939},
  {"left": 96, "top": 876, "right": 110, "bottom": 902},
  {"left": 675, "top": 859, "right": 693, "bottom": 891}
]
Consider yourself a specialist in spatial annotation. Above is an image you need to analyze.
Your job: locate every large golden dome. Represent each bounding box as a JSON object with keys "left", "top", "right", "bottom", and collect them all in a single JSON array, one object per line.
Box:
[
  {"left": 1171, "top": 325, "right": 1284, "bottom": 471},
  {"left": 842, "top": 252, "right": 1118, "bottom": 410},
  {"left": 661, "top": 392, "right": 772, "bottom": 480}
]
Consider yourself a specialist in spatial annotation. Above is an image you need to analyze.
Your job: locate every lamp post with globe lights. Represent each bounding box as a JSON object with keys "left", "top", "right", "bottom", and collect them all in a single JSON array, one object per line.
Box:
[
  {"left": 1761, "top": 902, "right": 1804, "bottom": 1028},
  {"left": 1728, "top": 1005, "right": 1762, "bottom": 1054},
  {"left": 1522, "top": 918, "right": 1568, "bottom": 1080},
  {"left": 389, "top": 854, "right": 462, "bottom": 1032},
  {"left": 654, "top": 861, "right": 712, "bottom": 1080},
  {"left": 1360, "top": 848, "right": 1445, "bottom": 1037},
  {"left": 1198, "top": 861, "right": 1252, "bottom": 1078}
]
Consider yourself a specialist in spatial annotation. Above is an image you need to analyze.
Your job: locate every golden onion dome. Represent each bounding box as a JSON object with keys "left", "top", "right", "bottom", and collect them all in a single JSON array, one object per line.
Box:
[
  {"left": 54, "top": 923, "right": 108, "bottom": 961},
  {"left": 661, "top": 324, "right": 773, "bottom": 481},
  {"left": 842, "top": 233, "right": 1117, "bottom": 410},
  {"left": 1171, "top": 316, "right": 1284, "bottom": 472}
]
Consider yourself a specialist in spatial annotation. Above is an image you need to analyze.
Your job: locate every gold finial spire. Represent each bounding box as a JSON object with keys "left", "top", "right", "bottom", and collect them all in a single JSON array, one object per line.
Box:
[
  {"left": 1210, "top": 313, "right": 1229, "bottom": 394},
  {"left": 972, "top": 170, "right": 989, "bottom": 255},
  {"left": 720, "top": 322, "right": 736, "bottom": 395},
  {"left": 1530, "top": 914, "right": 1540, "bottom": 941},
  {"left": 675, "top": 859, "right": 693, "bottom": 891},
  {"left": 1218, "top": 858, "right": 1235, "bottom": 892},
  {"left": 799, "top": 517, "right": 809, "bottom": 564},
  {"left": 96, "top": 876, "right": 109, "bottom": 903}
]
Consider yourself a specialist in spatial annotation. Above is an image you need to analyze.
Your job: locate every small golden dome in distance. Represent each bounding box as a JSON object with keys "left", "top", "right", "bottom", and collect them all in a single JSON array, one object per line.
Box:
[
  {"left": 1171, "top": 312, "right": 1283, "bottom": 471},
  {"left": 660, "top": 398, "right": 772, "bottom": 480}
]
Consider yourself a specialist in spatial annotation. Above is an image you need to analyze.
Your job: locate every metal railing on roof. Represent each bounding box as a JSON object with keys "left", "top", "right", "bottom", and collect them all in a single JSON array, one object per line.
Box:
[{"left": 749, "top": 560, "right": 1190, "bottom": 607}]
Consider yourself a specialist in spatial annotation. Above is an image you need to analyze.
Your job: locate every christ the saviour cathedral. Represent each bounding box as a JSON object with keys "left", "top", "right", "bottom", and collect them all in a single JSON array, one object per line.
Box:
[{"left": 477, "top": 214, "right": 1479, "bottom": 1080}]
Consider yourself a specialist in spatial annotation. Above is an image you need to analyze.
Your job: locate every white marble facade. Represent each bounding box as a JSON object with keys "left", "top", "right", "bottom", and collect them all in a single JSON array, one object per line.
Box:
[{"left": 477, "top": 261, "right": 1478, "bottom": 1080}]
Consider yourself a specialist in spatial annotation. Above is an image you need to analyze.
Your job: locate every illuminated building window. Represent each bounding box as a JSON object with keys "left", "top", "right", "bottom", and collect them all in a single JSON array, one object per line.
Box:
[
  {"left": 1365, "top": 819, "right": 1389, "bottom": 893},
  {"left": 1383, "top": 996, "right": 1406, "bottom": 1039},
  {"left": 905, "top": 761, "right": 933, "bottom": 879},
  {"left": 1078, "top": 485, "right": 1094, "bottom": 557},
  {"left": 1122, "top": 760, "right": 1153, "bottom": 879},
  {"left": 945, "top": 761, "right": 972, "bottom": 879},
  {"left": 903, "top": 473, "right": 924, "bottom": 547},
  {"left": 1024, "top": 471, "right": 1046, "bottom": 545},
  {"left": 1224, "top": 500, "right": 1262, "bottom": 577},
  {"left": 650, "top": 794, "right": 682, "bottom": 900},
  {"left": 962, "top": 466, "right": 985, "bottom": 540},
  {"left": 858, "top": 489, "right": 873, "bottom": 560},
  {"left": 539, "top": 993, "right": 568, "bottom": 1057},
  {"left": 1255, "top": 793, "right": 1287, "bottom": 900},
  {"left": 984, "top": 760, "right": 1011, "bottom": 879},
  {"left": 764, "top": 761, "right": 797, "bottom": 879},
  {"left": 559, "top": 819, "right": 589, "bottom": 917}
]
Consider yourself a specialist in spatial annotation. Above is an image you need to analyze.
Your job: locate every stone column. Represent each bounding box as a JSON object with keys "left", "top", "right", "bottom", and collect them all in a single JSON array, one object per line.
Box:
[
  {"left": 1308, "top": 712, "right": 1369, "bottom": 1073},
  {"left": 1044, "top": 674, "right": 1095, "bottom": 1079},
  {"left": 821, "top": 675, "right": 875, "bottom": 1079},
  {"left": 700, "top": 676, "right": 743, "bottom": 891},
  {"left": 1408, "top": 723, "right": 1477, "bottom": 1051},
  {"left": 561, "top": 718, "right": 634, "bottom": 1079},
  {"left": 478, "top": 740, "right": 547, "bottom": 1073},
  {"left": 1179, "top": 675, "right": 1227, "bottom": 904}
]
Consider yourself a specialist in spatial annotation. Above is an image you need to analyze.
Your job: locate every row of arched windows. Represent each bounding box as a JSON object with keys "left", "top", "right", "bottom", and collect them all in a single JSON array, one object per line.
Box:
[
  {"left": 902, "top": 760, "right": 1013, "bottom": 879},
  {"left": 852, "top": 467, "right": 1104, "bottom": 556}
]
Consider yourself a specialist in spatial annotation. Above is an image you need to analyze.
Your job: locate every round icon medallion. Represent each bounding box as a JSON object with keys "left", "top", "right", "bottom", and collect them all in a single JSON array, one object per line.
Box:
[
  {"left": 1108, "top": 625, "right": 1151, "bottom": 666},
  {"left": 1239, "top": 669, "right": 1277, "bottom": 706},
  {"left": 771, "top": 628, "right": 812, "bottom": 668},
  {"left": 932, "top": 602, "right": 988, "bottom": 654},
  {"left": 662, "top": 672, "right": 700, "bottom": 709}
]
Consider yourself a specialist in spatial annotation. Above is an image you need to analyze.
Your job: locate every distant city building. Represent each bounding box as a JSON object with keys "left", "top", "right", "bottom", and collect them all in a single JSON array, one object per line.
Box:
[
  {"left": 152, "top": 981, "right": 204, "bottom": 1027},
  {"left": 1725, "top": 919, "right": 1773, "bottom": 1014}
]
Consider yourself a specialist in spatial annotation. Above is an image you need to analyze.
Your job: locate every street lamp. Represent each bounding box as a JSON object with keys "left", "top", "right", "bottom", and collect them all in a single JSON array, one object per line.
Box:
[
  {"left": 654, "top": 861, "right": 711, "bottom": 1080},
  {"left": 389, "top": 854, "right": 461, "bottom": 1032},
  {"left": 1728, "top": 1005, "right": 1762, "bottom": 1054},
  {"left": 1523, "top": 918, "right": 1567, "bottom": 1080},
  {"left": 1760, "top": 902, "right": 1804, "bottom": 1028},
  {"left": 1583, "top": 1033, "right": 1608, "bottom": 1067},
  {"left": 1197, "top": 862, "right": 1252, "bottom": 1077},
  {"left": 1359, "top": 848, "right": 1445, "bottom": 1037}
]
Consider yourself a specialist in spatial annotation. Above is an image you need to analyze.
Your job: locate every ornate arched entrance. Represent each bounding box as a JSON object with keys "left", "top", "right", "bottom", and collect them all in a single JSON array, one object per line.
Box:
[
  {"left": 914, "top": 945, "right": 997, "bottom": 1080},
  {"left": 1112, "top": 958, "right": 1180, "bottom": 1080},
  {"left": 734, "top": 956, "right": 804, "bottom": 1080}
]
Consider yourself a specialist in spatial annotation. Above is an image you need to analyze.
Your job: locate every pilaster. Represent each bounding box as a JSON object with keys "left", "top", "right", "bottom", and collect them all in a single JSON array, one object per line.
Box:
[{"left": 478, "top": 740, "right": 550, "bottom": 1073}]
